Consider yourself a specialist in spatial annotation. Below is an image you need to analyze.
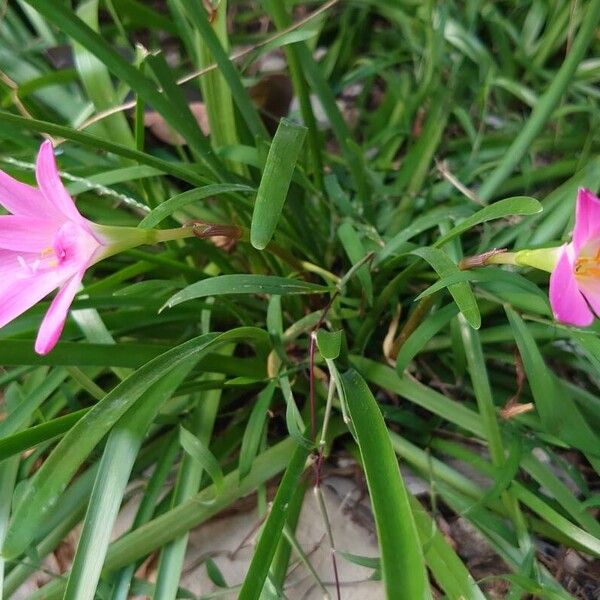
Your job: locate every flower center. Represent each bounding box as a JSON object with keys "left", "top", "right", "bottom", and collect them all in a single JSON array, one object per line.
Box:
[
  {"left": 16, "top": 245, "right": 63, "bottom": 278},
  {"left": 575, "top": 248, "right": 600, "bottom": 278}
]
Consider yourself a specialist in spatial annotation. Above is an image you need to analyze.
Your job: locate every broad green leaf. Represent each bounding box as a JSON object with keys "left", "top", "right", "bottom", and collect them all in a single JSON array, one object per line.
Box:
[
  {"left": 341, "top": 369, "right": 432, "bottom": 600},
  {"left": 25, "top": 438, "right": 298, "bottom": 600},
  {"left": 163, "top": 275, "right": 330, "bottom": 309},
  {"left": 434, "top": 196, "right": 542, "bottom": 247},
  {"left": 315, "top": 329, "right": 342, "bottom": 360},
  {"left": 251, "top": 118, "right": 307, "bottom": 250},
  {"left": 139, "top": 184, "right": 254, "bottom": 228}
]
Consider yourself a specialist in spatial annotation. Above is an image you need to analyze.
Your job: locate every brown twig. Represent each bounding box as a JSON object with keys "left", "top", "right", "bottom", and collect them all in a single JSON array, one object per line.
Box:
[{"left": 500, "top": 348, "right": 534, "bottom": 419}]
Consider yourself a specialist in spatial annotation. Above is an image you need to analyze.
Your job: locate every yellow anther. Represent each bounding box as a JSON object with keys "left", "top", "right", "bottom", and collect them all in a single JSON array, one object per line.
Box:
[
  {"left": 40, "top": 246, "right": 54, "bottom": 258},
  {"left": 575, "top": 254, "right": 600, "bottom": 278}
]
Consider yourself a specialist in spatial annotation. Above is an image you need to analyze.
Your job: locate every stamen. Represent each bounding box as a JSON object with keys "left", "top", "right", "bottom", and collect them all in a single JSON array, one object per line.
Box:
[
  {"left": 40, "top": 246, "right": 54, "bottom": 258},
  {"left": 16, "top": 255, "right": 40, "bottom": 278},
  {"left": 575, "top": 253, "right": 600, "bottom": 278}
]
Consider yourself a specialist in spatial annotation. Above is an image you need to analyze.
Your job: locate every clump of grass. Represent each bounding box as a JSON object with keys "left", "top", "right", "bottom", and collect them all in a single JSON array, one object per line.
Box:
[{"left": 0, "top": 1, "right": 599, "bottom": 599}]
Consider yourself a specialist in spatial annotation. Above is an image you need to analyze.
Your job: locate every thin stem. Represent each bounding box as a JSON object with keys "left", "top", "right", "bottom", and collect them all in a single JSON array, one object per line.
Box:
[
  {"left": 319, "top": 377, "right": 336, "bottom": 448},
  {"left": 153, "top": 226, "right": 196, "bottom": 243},
  {"left": 313, "top": 485, "right": 341, "bottom": 600}
]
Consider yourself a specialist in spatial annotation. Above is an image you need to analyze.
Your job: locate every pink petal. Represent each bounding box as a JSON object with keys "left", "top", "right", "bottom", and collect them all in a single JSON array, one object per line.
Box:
[
  {"left": 549, "top": 245, "right": 593, "bottom": 327},
  {"left": 572, "top": 188, "right": 600, "bottom": 254},
  {"left": 578, "top": 278, "right": 600, "bottom": 318},
  {"left": 0, "top": 216, "right": 58, "bottom": 252},
  {"left": 0, "top": 168, "right": 56, "bottom": 219},
  {"left": 0, "top": 266, "right": 73, "bottom": 329},
  {"left": 35, "top": 141, "right": 86, "bottom": 225},
  {"left": 35, "top": 270, "right": 84, "bottom": 355}
]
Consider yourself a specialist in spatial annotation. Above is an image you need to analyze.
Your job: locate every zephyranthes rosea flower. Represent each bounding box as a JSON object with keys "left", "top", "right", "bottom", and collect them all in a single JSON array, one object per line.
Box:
[
  {"left": 548, "top": 188, "right": 600, "bottom": 326},
  {"left": 461, "top": 188, "right": 600, "bottom": 327},
  {"left": 0, "top": 141, "right": 235, "bottom": 354}
]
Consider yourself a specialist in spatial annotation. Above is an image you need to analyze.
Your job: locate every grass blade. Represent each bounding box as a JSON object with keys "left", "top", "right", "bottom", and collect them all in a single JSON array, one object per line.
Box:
[
  {"left": 2, "top": 328, "right": 267, "bottom": 558},
  {"left": 237, "top": 442, "right": 310, "bottom": 600},
  {"left": 250, "top": 118, "right": 307, "bottom": 250},
  {"left": 341, "top": 369, "right": 432, "bottom": 600}
]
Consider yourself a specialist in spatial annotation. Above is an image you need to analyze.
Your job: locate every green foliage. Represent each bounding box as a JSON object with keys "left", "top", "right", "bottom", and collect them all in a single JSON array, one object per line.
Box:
[{"left": 1, "top": 0, "right": 600, "bottom": 598}]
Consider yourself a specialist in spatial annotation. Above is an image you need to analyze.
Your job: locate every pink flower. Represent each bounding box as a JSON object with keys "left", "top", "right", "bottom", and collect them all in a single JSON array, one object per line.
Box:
[
  {"left": 0, "top": 141, "right": 151, "bottom": 354},
  {"left": 549, "top": 188, "right": 600, "bottom": 327}
]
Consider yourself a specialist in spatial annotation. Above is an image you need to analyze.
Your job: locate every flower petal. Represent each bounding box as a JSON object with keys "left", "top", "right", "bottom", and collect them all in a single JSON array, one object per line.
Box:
[
  {"left": 549, "top": 245, "right": 594, "bottom": 327},
  {"left": 0, "top": 215, "right": 58, "bottom": 252},
  {"left": 0, "top": 266, "right": 73, "bottom": 329},
  {"left": 35, "top": 141, "right": 86, "bottom": 225},
  {"left": 573, "top": 188, "right": 600, "bottom": 254},
  {"left": 577, "top": 278, "right": 600, "bottom": 318},
  {"left": 0, "top": 168, "right": 56, "bottom": 219},
  {"left": 35, "top": 270, "right": 84, "bottom": 355}
]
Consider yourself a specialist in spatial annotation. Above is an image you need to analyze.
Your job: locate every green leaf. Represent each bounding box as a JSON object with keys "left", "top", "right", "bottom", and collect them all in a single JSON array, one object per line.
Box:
[
  {"left": 0, "top": 112, "right": 213, "bottom": 188},
  {"left": 506, "top": 307, "right": 600, "bottom": 455},
  {"left": 239, "top": 383, "right": 276, "bottom": 481},
  {"left": 205, "top": 557, "right": 228, "bottom": 588},
  {"left": 163, "top": 275, "right": 330, "bottom": 309},
  {"left": 315, "top": 329, "right": 342, "bottom": 360},
  {"left": 250, "top": 118, "right": 307, "bottom": 250},
  {"left": 434, "top": 196, "right": 542, "bottom": 247},
  {"left": 2, "top": 327, "right": 268, "bottom": 559},
  {"left": 410, "top": 496, "right": 487, "bottom": 600},
  {"left": 352, "top": 355, "right": 484, "bottom": 436},
  {"left": 477, "top": 1, "right": 600, "bottom": 200},
  {"left": 341, "top": 369, "right": 432, "bottom": 600},
  {"left": 62, "top": 360, "right": 198, "bottom": 600},
  {"left": 139, "top": 184, "right": 254, "bottom": 229},
  {"left": 237, "top": 443, "right": 310, "bottom": 600},
  {"left": 0, "top": 409, "right": 88, "bottom": 462},
  {"left": 412, "top": 247, "right": 481, "bottom": 329},
  {"left": 337, "top": 222, "right": 373, "bottom": 304},
  {"left": 179, "top": 426, "right": 224, "bottom": 497},
  {"left": 0, "top": 369, "right": 67, "bottom": 437},
  {"left": 376, "top": 205, "right": 472, "bottom": 264}
]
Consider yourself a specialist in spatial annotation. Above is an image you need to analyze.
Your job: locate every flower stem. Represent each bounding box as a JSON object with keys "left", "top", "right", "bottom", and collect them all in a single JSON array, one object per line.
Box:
[{"left": 152, "top": 227, "right": 196, "bottom": 243}]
